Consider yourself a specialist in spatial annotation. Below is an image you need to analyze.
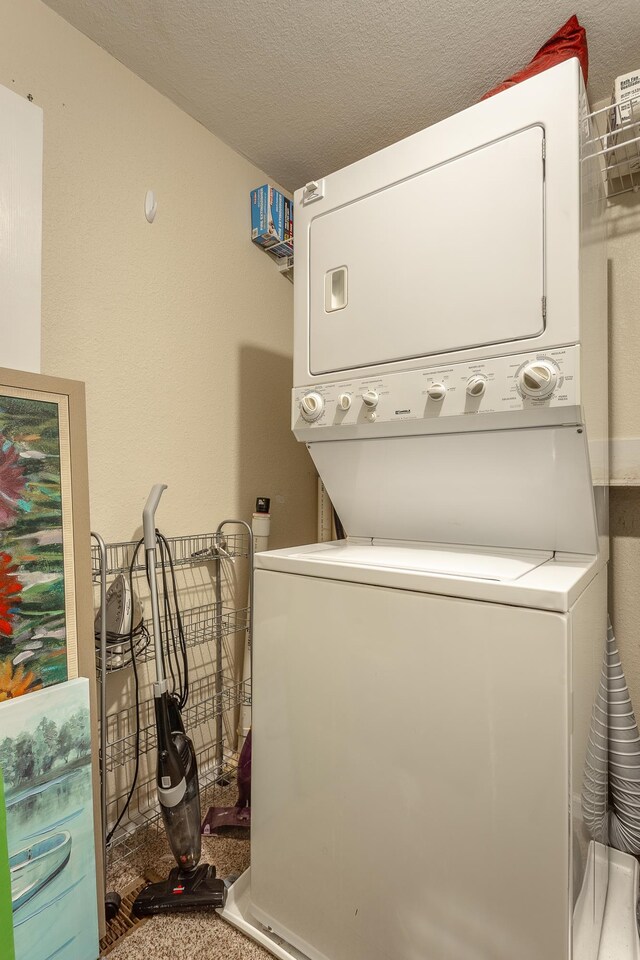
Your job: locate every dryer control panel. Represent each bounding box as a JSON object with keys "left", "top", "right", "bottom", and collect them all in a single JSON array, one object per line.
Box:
[{"left": 293, "top": 346, "right": 580, "bottom": 439}]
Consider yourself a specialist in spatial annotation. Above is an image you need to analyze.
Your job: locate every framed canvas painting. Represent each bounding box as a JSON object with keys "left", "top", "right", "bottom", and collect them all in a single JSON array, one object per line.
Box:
[
  {"left": 0, "top": 678, "right": 99, "bottom": 960},
  {"left": 0, "top": 375, "right": 80, "bottom": 696},
  {"left": 0, "top": 367, "right": 104, "bottom": 933}
]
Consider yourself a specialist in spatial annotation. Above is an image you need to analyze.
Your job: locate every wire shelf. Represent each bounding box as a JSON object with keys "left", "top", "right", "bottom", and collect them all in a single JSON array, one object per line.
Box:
[
  {"left": 94, "top": 520, "right": 254, "bottom": 875},
  {"left": 105, "top": 749, "right": 241, "bottom": 866},
  {"left": 262, "top": 236, "right": 294, "bottom": 282},
  {"left": 95, "top": 603, "right": 249, "bottom": 681},
  {"left": 103, "top": 677, "right": 251, "bottom": 770},
  {"left": 585, "top": 96, "right": 640, "bottom": 200},
  {"left": 91, "top": 530, "right": 250, "bottom": 581}
]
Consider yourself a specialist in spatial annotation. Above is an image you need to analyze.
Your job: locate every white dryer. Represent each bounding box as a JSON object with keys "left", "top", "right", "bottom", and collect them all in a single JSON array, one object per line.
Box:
[{"left": 222, "top": 59, "right": 639, "bottom": 959}]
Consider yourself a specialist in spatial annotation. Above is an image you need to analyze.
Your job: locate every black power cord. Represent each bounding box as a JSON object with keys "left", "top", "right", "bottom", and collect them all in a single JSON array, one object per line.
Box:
[
  {"left": 155, "top": 531, "right": 189, "bottom": 711},
  {"left": 106, "top": 538, "right": 144, "bottom": 846},
  {"left": 98, "top": 623, "right": 149, "bottom": 672},
  {"left": 105, "top": 531, "right": 191, "bottom": 846}
]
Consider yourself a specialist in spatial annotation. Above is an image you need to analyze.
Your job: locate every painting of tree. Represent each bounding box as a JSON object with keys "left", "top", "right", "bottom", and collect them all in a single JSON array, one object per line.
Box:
[
  {"left": 0, "top": 679, "right": 99, "bottom": 960},
  {"left": 0, "top": 706, "right": 91, "bottom": 794}
]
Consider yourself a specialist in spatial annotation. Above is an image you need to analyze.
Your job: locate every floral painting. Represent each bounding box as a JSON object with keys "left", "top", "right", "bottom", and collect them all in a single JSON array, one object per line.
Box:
[{"left": 0, "top": 390, "right": 76, "bottom": 701}]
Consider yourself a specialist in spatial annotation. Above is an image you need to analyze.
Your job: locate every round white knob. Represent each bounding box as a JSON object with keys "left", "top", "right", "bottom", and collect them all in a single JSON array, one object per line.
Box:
[
  {"left": 427, "top": 382, "right": 446, "bottom": 402},
  {"left": 518, "top": 360, "right": 558, "bottom": 399},
  {"left": 338, "top": 393, "right": 352, "bottom": 411},
  {"left": 466, "top": 375, "right": 486, "bottom": 398},
  {"left": 362, "top": 390, "right": 379, "bottom": 408},
  {"left": 300, "top": 392, "right": 324, "bottom": 421}
]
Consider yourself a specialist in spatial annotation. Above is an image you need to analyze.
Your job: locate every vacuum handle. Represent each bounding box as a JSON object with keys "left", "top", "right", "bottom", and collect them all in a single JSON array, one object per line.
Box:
[
  {"left": 144, "top": 483, "right": 168, "bottom": 686},
  {"left": 143, "top": 484, "right": 167, "bottom": 550}
]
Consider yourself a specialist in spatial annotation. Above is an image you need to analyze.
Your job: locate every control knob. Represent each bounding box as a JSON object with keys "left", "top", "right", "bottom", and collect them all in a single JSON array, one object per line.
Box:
[
  {"left": 300, "top": 392, "right": 324, "bottom": 421},
  {"left": 338, "top": 393, "right": 352, "bottom": 411},
  {"left": 466, "top": 375, "right": 486, "bottom": 398},
  {"left": 518, "top": 360, "right": 558, "bottom": 399},
  {"left": 427, "top": 382, "right": 446, "bottom": 402},
  {"left": 362, "top": 390, "right": 379, "bottom": 408}
]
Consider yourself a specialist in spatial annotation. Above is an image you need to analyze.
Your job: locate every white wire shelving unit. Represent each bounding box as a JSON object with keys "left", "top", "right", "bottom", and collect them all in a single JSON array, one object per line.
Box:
[
  {"left": 584, "top": 94, "right": 640, "bottom": 200},
  {"left": 91, "top": 524, "right": 253, "bottom": 870},
  {"left": 258, "top": 237, "right": 294, "bottom": 282}
]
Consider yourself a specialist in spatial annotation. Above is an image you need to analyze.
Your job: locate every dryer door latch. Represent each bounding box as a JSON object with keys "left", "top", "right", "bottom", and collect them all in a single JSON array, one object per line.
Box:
[{"left": 303, "top": 180, "right": 325, "bottom": 204}]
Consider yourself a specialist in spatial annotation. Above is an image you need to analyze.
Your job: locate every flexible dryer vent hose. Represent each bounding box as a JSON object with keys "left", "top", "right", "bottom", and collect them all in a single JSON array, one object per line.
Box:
[{"left": 582, "top": 621, "right": 640, "bottom": 855}]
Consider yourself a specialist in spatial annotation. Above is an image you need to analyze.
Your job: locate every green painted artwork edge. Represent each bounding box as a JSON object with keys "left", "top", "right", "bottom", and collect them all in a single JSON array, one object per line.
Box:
[{"left": 0, "top": 765, "right": 16, "bottom": 960}]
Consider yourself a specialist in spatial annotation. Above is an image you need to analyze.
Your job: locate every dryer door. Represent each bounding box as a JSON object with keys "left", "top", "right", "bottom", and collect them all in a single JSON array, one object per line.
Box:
[{"left": 309, "top": 125, "right": 545, "bottom": 375}]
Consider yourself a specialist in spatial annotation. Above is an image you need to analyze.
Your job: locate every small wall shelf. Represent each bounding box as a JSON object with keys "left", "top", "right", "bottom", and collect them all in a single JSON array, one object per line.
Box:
[
  {"left": 264, "top": 243, "right": 293, "bottom": 282},
  {"left": 585, "top": 97, "right": 640, "bottom": 201},
  {"left": 609, "top": 439, "right": 640, "bottom": 486}
]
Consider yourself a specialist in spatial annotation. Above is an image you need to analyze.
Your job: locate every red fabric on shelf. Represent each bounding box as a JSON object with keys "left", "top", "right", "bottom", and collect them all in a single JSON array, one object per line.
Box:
[{"left": 481, "top": 15, "right": 588, "bottom": 101}]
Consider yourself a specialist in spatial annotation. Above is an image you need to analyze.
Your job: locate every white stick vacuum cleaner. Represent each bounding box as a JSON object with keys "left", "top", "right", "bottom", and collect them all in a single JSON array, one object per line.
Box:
[{"left": 133, "top": 484, "right": 226, "bottom": 916}]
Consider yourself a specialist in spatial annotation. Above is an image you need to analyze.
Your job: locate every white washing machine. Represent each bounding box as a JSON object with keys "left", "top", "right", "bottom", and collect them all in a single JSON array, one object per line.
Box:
[
  {"left": 222, "top": 59, "right": 640, "bottom": 959},
  {"left": 235, "top": 544, "right": 607, "bottom": 960}
]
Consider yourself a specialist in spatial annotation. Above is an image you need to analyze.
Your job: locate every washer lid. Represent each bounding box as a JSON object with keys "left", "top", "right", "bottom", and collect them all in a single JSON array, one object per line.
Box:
[
  {"left": 276, "top": 540, "right": 552, "bottom": 582},
  {"left": 254, "top": 539, "right": 600, "bottom": 612},
  {"left": 307, "top": 427, "right": 599, "bottom": 557}
]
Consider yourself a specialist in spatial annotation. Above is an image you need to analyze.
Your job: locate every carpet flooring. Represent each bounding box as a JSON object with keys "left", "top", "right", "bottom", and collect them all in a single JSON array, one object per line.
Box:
[{"left": 104, "top": 796, "right": 271, "bottom": 960}]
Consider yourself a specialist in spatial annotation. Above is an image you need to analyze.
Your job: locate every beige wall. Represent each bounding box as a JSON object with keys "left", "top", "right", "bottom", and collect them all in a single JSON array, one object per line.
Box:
[
  {"left": 0, "top": 0, "right": 317, "bottom": 549},
  {"left": 609, "top": 192, "right": 640, "bottom": 710},
  {"left": 3, "top": 0, "right": 640, "bottom": 719}
]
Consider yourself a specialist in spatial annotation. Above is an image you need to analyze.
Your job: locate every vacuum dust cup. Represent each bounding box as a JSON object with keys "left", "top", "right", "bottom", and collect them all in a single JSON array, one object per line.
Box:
[{"left": 160, "top": 743, "right": 202, "bottom": 873}]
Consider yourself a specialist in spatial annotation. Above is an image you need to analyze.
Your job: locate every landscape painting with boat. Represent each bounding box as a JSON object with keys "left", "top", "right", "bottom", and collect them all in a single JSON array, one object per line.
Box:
[{"left": 0, "top": 678, "right": 98, "bottom": 960}]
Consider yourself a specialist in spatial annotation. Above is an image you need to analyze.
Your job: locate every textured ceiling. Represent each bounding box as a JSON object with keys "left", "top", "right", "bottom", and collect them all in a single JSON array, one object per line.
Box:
[{"left": 42, "top": 0, "right": 640, "bottom": 189}]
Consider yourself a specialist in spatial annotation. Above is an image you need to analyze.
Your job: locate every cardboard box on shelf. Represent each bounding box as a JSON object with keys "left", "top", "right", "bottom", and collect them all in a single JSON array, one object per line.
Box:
[
  {"left": 605, "top": 69, "right": 640, "bottom": 185},
  {"left": 614, "top": 69, "right": 640, "bottom": 124},
  {"left": 251, "top": 185, "right": 293, "bottom": 258}
]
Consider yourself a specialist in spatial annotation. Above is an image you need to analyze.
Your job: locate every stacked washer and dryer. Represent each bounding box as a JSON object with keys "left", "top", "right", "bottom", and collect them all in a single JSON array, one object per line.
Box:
[{"left": 223, "top": 59, "right": 640, "bottom": 959}]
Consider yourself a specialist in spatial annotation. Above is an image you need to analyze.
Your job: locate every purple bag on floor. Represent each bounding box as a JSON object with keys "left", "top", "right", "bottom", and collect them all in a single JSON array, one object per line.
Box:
[{"left": 201, "top": 729, "right": 252, "bottom": 834}]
